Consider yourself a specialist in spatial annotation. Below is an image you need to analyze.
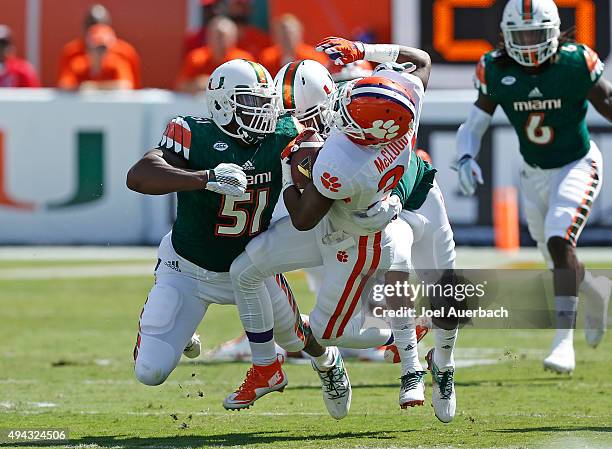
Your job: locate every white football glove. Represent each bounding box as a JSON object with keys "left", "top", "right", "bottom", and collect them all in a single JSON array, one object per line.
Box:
[
  {"left": 354, "top": 195, "right": 402, "bottom": 232},
  {"left": 205, "top": 163, "right": 247, "bottom": 196},
  {"left": 456, "top": 155, "right": 483, "bottom": 196}
]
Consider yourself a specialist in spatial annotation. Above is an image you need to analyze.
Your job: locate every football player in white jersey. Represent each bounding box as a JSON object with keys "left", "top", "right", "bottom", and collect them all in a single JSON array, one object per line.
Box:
[
  {"left": 274, "top": 57, "right": 458, "bottom": 422},
  {"left": 223, "top": 37, "right": 433, "bottom": 416}
]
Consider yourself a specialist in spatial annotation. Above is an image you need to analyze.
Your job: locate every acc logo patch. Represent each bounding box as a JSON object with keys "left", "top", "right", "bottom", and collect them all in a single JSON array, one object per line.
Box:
[
  {"left": 213, "top": 142, "right": 229, "bottom": 152},
  {"left": 501, "top": 76, "right": 516, "bottom": 86},
  {"left": 321, "top": 172, "right": 341, "bottom": 192}
]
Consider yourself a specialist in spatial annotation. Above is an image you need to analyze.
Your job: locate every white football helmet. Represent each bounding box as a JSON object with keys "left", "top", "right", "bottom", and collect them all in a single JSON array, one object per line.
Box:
[
  {"left": 206, "top": 59, "right": 278, "bottom": 143},
  {"left": 274, "top": 60, "right": 336, "bottom": 136},
  {"left": 501, "top": 0, "right": 561, "bottom": 67}
]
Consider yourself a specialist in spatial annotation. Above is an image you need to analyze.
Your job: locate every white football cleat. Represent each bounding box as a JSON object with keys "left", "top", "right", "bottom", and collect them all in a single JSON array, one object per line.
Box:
[
  {"left": 183, "top": 333, "right": 201, "bottom": 359},
  {"left": 426, "top": 348, "right": 456, "bottom": 423},
  {"left": 543, "top": 338, "right": 575, "bottom": 374},
  {"left": 399, "top": 370, "right": 426, "bottom": 408},
  {"left": 312, "top": 347, "right": 352, "bottom": 420},
  {"left": 583, "top": 275, "right": 611, "bottom": 348}
]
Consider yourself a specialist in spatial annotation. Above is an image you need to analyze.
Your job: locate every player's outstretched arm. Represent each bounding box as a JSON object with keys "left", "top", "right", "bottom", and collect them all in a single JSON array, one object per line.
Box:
[
  {"left": 127, "top": 149, "right": 248, "bottom": 196},
  {"left": 126, "top": 148, "right": 209, "bottom": 195},
  {"left": 316, "top": 37, "right": 432, "bottom": 88},
  {"left": 587, "top": 77, "right": 612, "bottom": 122},
  {"left": 455, "top": 93, "right": 497, "bottom": 196}
]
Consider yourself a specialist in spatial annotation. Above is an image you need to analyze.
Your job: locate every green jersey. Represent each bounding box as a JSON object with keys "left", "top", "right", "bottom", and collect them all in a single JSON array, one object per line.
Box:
[
  {"left": 475, "top": 43, "right": 604, "bottom": 169},
  {"left": 158, "top": 115, "right": 298, "bottom": 272},
  {"left": 392, "top": 151, "right": 436, "bottom": 211}
]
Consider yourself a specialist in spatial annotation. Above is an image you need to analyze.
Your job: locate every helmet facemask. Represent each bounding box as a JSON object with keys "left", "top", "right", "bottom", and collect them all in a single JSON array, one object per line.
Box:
[
  {"left": 502, "top": 21, "right": 560, "bottom": 66},
  {"left": 294, "top": 103, "right": 333, "bottom": 137},
  {"left": 210, "top": 86, "right": 279, "bottom": 144}
]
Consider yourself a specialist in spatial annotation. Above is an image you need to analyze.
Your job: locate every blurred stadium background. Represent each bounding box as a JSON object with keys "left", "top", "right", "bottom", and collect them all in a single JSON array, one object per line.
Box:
[
  {"left": 1, "top": 2, "right": 612, "bottom": 447},
  {"left": 0, "top": 0, "right": 610, "bottom": 246}
]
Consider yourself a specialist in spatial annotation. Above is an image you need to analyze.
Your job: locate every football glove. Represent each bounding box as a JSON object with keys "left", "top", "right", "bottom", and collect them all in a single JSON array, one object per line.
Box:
[
  {"left": 354, "top": 195, "right": 402, "bottom": 232},
  {"left": 316, "top": 36, "right": 365, "bottom": 66},
  {"left": 205, "top": 163, "right": 247, "bottom": 196},
  {"left": 456, "top": 155, "right": 483, "bottom": 196}
]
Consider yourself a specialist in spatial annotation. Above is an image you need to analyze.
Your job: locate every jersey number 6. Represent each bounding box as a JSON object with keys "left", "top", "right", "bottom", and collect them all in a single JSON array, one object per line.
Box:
[
  {"left": 215, "top": 188, "right": 269, "bottom": 237},
  {"left": 525, "top": 113, "right": 554, "bottom": 145}
]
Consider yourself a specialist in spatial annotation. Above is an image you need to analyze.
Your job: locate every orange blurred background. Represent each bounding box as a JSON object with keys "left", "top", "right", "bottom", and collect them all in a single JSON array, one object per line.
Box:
[{"left": 1, "top": 0, "right": 391, "bottom": 88}]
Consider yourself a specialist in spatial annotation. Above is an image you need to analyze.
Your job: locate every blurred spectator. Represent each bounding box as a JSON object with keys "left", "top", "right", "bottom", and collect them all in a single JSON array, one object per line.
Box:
[
  {"left": 259, "top": 14, "right": 327, "bottom": 77},
  {"left": 183, "top": 0, "right": 224, "bottom": 56},
  {"left": 58, "top": 4, "right": 141, "bottom": 88},
  {"left": 0, "top": 25, "right": 40, "bottom": 88},
  {"left": 58, "top": 24, "right": 134, "bottom": 90},
  {"left": 183, "top": 0, "right": 270, "bottom": 59},
  {"left": 177, "top": 16, "right": 253, "bottom": 94},
  {"left": 227, "top": 0, "right": 271, "bottom": 58}
]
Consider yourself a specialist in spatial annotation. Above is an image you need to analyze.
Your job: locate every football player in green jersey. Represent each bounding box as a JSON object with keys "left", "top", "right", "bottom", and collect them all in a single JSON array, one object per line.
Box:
[
  {"left": 456, "top": 0, "right": 612, "bottom": 374},
  {"left": 126, "top": 59, "right": 351, "bottom": 416}
]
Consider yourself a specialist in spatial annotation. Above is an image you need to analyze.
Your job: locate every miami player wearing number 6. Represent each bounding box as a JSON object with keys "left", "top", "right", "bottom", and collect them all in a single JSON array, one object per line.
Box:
[
  {"left": 125, "top": 59, "right": 343, "bottom": 415},
  {"left": 456, "top": 0, "right": 612, "bottom": 374}
]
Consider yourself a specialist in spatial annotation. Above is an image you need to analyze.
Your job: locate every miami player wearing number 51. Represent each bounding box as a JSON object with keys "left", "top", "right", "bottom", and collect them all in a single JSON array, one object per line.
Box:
[
  {"left": 125, "top": 60, "right": 340, "bottom": 416},
  {"left": 455, "top": 0, "right": 612, "bottom": 374}
]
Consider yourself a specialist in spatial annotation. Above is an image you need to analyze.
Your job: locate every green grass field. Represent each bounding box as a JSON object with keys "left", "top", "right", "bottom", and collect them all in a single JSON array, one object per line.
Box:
[{"left": 1, "top": 257, "right": 611, "bottom": 449}]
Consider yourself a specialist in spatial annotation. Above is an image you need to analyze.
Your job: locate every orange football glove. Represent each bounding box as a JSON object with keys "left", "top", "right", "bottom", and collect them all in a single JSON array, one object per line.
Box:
[{"left": 316, "top": 36, "right": 365, "bottom": 66}]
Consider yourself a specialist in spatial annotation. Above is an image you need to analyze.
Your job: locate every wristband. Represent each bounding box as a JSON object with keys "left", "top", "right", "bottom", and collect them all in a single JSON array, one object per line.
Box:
[
  {"left": 361, "top": 43, "right": 400, "bottom": 63},
  {"left": 205, "top": 169, "right": 215, "bottom": 188}
]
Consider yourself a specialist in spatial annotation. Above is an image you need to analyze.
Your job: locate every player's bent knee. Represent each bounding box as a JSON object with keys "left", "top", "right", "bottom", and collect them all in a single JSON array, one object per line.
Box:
[
  {"left": 134, "top": 335, "right": 178, "bottom": 386},
  {"left": 229, "top": 252, "right": 263, "bottom": 287}
]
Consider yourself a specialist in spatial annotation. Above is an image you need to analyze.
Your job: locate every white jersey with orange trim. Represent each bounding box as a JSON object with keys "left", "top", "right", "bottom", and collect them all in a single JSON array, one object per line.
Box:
[{"left": 313, "top": 71, "right": 425, "bottom": 236}]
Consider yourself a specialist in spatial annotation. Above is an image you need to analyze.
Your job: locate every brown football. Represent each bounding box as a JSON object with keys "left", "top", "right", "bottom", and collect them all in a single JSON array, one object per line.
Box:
[{"left": 290, "top": 130, "right": 325, "bottom": 189}]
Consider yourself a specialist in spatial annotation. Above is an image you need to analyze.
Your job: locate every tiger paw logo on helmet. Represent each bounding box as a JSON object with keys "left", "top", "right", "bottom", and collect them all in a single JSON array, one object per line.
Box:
[
  {"left": 364, "top": 120, "right": 401, "bottom": 140},
  {"left": 336, "top": 250, "right": 349, "bottom": 263},
  {"left": 320, "top": 172, "right": 341, "bottom": 192}
]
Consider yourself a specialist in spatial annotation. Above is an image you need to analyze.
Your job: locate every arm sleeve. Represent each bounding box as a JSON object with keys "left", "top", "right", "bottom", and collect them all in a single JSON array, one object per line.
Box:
[
  {"left": 391, "top": 171, "right": 412, "bottom": 205},
  {"left": 158, "top": 116, "right": 192, "bottom": 161},
  {"left": 456, "top": 104, "right": 492, "bottom": 159},
  {"left": 580, "top": 45, "right": 604, "bottom": 88},
  {"left": 312, "top": 151, "right": 356, "bottom": 200}
]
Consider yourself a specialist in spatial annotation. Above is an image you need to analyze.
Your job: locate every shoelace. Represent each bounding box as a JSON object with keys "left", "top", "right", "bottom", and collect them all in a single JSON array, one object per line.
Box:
[
  {"left": 436, "top": 369, "right": 454, "bottom": 400},
  {"left": 235, "top": 367, "right": 260, "bottom": 394},
  {"left": 320, "top": 365, "right": 349, "bottom": 400},
  {"left": 400, "top": 371, "right": 426, "bottom": 391}
]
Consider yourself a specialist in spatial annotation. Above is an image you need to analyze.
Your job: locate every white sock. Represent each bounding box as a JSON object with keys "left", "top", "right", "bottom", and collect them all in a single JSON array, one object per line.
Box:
[
  {"left": 580, "top": 270, "right": 597, "bottom": 297},
  {"left": 390, "top": 315, "right": 422, "bottom": 375},
  {"left": 552, "top": 296, "right": 577, "bottom": 348},
  {"left": 313, "top": 346, "right": 336, "bottom": 371},
  {"left": 249, "top": 340, "right": 278, "bottom": 366},
  {"left": 433, "top": 327, "right": 457, "bottom": 370}
]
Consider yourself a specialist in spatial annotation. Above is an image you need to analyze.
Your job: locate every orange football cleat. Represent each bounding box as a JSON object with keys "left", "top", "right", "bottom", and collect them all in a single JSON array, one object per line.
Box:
[{"left": 223, "top": 355, "right": 287, "bottom": 410}]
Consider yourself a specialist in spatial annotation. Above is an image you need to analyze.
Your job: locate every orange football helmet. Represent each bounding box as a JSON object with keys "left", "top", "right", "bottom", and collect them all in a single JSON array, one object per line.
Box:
[{"left": 329, "top": 75, "right": 416, "bottom": 148}]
